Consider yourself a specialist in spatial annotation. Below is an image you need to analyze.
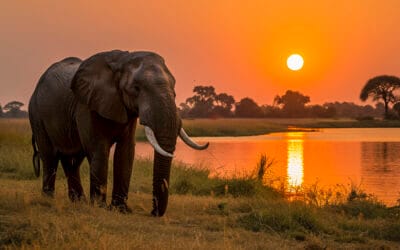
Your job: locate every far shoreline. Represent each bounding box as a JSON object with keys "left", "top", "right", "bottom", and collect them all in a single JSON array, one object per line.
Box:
[
  {"left": 135, "top": 118, "right": 400, "bottom": 140},
  {"left": 3, "top": 118, "right": 400, "bottom": 141}
]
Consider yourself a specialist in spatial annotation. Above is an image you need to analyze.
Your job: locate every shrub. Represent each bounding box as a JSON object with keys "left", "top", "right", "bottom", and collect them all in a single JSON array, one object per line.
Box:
[{"left": 238, "top": 202, "right": 323, "bottom": 234}]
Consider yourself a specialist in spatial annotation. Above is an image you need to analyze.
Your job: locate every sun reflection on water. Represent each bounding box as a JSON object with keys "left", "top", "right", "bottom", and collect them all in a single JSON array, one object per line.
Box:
[{"left": 286, "top": 132, "right": 304, "bottom": 192}]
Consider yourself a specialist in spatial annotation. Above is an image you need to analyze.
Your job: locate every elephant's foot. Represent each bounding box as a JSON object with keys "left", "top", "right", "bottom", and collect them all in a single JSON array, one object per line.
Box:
[
  {"left": 90, "top": 195, "right": 107, "bottom": 209},
  {"left": 109, "top": 199, "right": 132, "bottom": 214},
  {"left": 151, "top": 197, "right": 159, "bottom": 216},
  {"left": 68, "top": 191, "right": 86, "bottom": 203},
  {"left": 42, "top": 187, "right": 55, "bottom": 198},
  {"left": 151, "top": 196, "right": 168, "bottom": 217}
]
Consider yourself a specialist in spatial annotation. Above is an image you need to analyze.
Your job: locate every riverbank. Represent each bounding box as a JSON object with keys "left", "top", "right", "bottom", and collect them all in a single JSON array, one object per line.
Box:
[
  {"left": 1, "top": 119, "right": 399, "bottom": 248},
  {"left": 3, "top": 118, "right": 400, "bottom": 141},
  {"left": 136, "top": 118, "right": 400, "bottom": 140}
]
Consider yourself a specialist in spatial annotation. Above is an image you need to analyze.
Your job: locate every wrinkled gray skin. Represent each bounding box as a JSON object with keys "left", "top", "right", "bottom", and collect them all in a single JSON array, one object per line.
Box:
[{"left": 29, "top": 50, "right": 187, "bottom": 216}]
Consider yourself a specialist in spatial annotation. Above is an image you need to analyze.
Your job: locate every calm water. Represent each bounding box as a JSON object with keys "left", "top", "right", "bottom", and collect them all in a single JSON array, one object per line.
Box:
[{"left": 135, "top": 128, "right": 400, "bottom": 205}]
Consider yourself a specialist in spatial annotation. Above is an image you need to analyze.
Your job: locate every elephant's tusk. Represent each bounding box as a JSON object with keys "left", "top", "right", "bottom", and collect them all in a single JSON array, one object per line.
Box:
[
  {"left": 144, "top": 126, "right": 174, "bottom": 158},
  {"left": 179, "top": 128, "right": 209, "bottom": 150}
]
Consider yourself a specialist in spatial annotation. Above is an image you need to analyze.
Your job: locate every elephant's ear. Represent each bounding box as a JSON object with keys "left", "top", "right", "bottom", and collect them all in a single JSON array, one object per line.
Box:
[{"left": 71, "top": 50, "right": 130, "bottom": 123}]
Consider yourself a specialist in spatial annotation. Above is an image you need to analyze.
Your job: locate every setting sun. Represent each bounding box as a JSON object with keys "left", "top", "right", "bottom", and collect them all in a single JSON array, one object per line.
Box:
[{"left": 287, "top": 54, "right": 304, "bottom": 71}]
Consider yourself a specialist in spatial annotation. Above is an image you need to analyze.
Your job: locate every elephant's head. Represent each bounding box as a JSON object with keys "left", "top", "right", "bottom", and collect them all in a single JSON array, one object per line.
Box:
[{"left": 71, "top": 50, "right": 208, "bottom": 216}]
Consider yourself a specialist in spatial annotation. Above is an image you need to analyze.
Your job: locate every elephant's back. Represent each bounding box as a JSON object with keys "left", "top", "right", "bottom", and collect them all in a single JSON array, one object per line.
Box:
[
  {"left": 30, "top": 57, "right": 82, "bottom": 116},
  {"left": 31, "top": 57, "right": 81, "bottom": 105},
  {"left": 29, "top": 57, "right": 83, "bottom": 154},
  {"left": 37, "top": 57, "right": 82, "bottom": 90}
]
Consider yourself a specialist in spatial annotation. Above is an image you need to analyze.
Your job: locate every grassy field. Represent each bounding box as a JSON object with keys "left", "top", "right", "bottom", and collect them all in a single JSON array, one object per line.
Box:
[{"left": 1, "top": 119, "right": 400, "bottom": 249}]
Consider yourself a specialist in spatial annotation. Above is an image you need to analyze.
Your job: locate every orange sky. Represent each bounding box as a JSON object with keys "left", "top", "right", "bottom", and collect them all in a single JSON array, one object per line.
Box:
[{"left": 1, "top": 0, "right": 400, "bottom": 108}]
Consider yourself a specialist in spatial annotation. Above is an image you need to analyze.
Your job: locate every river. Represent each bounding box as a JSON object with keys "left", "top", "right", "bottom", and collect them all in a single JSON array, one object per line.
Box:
[{"left": 135, "top": 128, "right": 400, "bottom": 205}]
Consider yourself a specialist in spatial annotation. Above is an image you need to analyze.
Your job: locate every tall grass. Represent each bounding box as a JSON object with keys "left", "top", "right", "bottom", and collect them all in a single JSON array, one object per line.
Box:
[{"left": 0, "top": 119, "right": 35, "bottom": 179}]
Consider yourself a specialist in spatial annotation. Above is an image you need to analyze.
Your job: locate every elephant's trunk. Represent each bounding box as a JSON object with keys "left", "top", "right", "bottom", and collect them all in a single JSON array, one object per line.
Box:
[
  {"left": 151, "top": 151, "right": 173, "bottom": 216},
  {"left": 141, "top": 99, "right": 179, "bottom": 216},
  {"left": 150, "top": 129, "right": 178, "bottom": 216}
]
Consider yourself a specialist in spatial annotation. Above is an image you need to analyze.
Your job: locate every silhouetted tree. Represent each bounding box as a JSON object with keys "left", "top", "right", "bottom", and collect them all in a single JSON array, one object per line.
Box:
[
  {"left": 214, "top": 93, "right": 235, "bottom": 117},
  {"left": 4, "top": 101, "right": 23, "bottom": 116},
  {"left": 0, "top": 104, "right": 3, "bottom": 118},
  {"left": 182, "top": 86, "right": 236, "bottom": 118},
  {"left": 178, "top": 103, "right": 191, "bottom": 118},
  {"left": 261, "top": 104, "right": 281, "bottom": 117},
  {"left": 308, "top": 104, "right": 336, "bottom": 118},
  {"left": 185, "top": 86, "right": 216, "bottom": 117},
  {"left": 3, "top": 101, "right": 27, "bottom": 118},
  {"left": 235, "top": 97, "right": 263, "bottom": 117},
  {"left": 274, "top": 90, "right": 310, "bottom": 117},
  {"left": 360, "top": 75, "right": 400, "bottom": 119}
]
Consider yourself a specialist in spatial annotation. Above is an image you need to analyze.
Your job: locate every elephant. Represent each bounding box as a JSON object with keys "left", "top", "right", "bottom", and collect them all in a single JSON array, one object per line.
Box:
[{"left": 28, "top": 50, "right": 208, "bottom": 216}]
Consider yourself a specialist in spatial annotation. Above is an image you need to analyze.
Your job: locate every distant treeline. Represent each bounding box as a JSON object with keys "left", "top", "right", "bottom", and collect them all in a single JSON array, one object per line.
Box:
[
  {"left": 0, "top": 101, "right": 28, "bottom": 118},
  {"left": 0, "top": 91, "right": 389, "bottom": 120},
  {"left": 179, "top": 75, "right": 400, "bottom": 119},
  {"left": 178, "top": 86, "right": 388, "bottom": 119}
]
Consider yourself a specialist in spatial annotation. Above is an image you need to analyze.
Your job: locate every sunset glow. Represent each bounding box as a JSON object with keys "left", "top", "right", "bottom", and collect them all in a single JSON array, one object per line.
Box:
[{"left": 1, "top": 1, "right": 400, "bottom": 106}]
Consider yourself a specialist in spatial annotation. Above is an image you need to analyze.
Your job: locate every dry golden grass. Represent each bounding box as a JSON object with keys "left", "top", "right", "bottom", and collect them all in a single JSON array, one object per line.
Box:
[
  {"left": 1, "top": 179, "right": 399, "bottom": 249},
  {"left": 0, "top": 180, "right": 300, "bottom": 249}
]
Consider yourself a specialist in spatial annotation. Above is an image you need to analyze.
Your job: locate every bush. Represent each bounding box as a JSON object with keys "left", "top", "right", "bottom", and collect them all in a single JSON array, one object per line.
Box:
[
  {"left": 330, "top": 200, "right": 388, "bottom": 219},
  {"left": 238, "top": 202, "right": 323, "bottom": 234}
]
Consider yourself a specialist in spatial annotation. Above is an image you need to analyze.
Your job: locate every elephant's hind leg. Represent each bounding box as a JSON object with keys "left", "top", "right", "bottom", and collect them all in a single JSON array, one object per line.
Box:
[
  {"left": 61, "top": 155, "right": 85, "bottom": 201},
  {"left": 41, "top": 154, "right": 59, "bottom": 197},
  {"left": 33, "top": 123, "right": 59, "bottom": 197}
]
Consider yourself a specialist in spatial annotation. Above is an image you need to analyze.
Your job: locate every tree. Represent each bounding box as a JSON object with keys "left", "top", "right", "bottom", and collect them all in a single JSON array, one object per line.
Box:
[
  {"left": 308, "top": 104, "right": 336, "bottom": 118},
  {"left": 178, "top": 102, "right": 191, "bottom": 118},
  {"left": 183, "top": 86, "right": 235, "bottom": 118},
  {"left": 360, "top": 75, "right": 400, "bottom": 119},
  {"left": 185, "top": 86, "right": 216, "bottom": 117},
  {"left": 3, "top": 101, "right": 25, "bottom": 118},
  {"left": 235, "top": 97, "right": 263, "bottom": 117},
  {"left": 274, "top": 90, "right": 310, "bottom": 117},
  {"left": 0, "top": 104, "right": 3, "bottom": 118},
  {"left": 214, "top": 93, "right": 235, "bottom": 117},
  {"left": 261, "top": 104, "right": 281, "bottom": 117}
]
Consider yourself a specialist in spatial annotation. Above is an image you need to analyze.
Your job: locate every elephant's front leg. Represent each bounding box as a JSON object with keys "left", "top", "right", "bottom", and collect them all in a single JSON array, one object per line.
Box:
[
  {"left": 88, "top": 146, "right": 111, "bottom": 207},
  {"left": 111, "top": 133, "right": 135, "bottom": 213}
]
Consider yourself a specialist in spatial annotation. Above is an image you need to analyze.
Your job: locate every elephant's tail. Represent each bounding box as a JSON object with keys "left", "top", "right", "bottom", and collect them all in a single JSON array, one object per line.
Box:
[{"left": 32, "top": 135, "right": 40, "bottom": 178}]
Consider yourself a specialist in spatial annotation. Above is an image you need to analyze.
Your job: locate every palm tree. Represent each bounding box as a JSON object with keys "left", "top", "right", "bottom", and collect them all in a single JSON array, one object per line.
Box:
[{"left": 360, "top": 75, "right": 400, "bottom": 119}]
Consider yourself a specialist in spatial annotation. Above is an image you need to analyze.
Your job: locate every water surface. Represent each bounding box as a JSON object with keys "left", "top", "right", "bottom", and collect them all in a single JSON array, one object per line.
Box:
[{"left": 135, "top": 128, "right": 400, "bottom": 205}]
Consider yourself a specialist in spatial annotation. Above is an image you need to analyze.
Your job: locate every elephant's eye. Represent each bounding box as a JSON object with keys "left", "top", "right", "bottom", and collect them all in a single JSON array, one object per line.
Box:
[{"left": 133, "top": 85, "right": 140, "bottom": 92}]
